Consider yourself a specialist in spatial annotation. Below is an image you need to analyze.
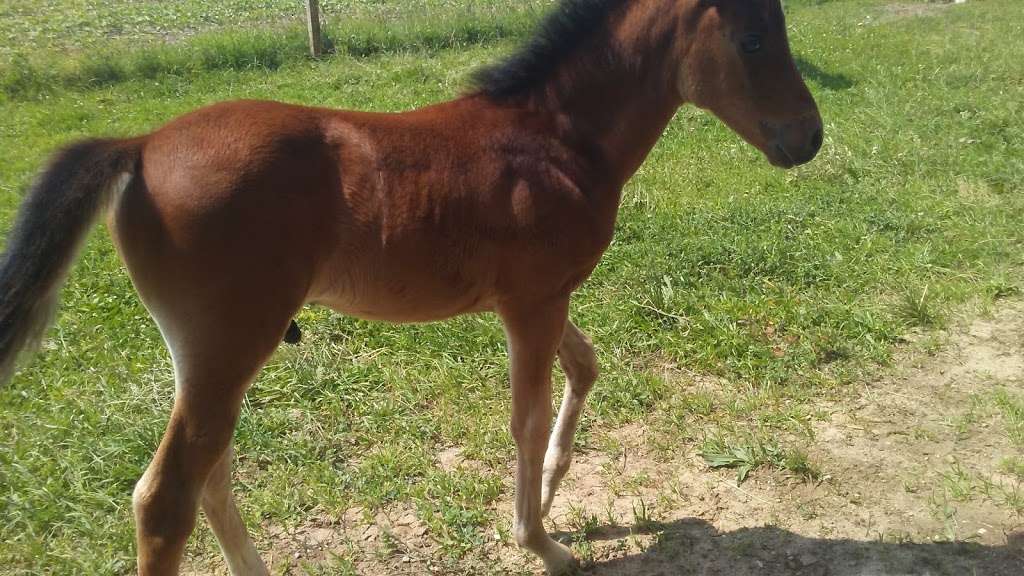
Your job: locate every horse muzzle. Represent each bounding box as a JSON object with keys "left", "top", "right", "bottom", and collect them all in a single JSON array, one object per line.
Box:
[{"left": 763, "top": 114, "right": 823, "bottom": 169}]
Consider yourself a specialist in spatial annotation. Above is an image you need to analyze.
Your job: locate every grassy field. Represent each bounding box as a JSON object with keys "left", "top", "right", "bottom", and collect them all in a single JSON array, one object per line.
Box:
[
  {"left": 0, "top": 0, "right": 549, "bottom": 57},
  {"left": 1, "top": 0, "right": 1023, "bottom": 574}
]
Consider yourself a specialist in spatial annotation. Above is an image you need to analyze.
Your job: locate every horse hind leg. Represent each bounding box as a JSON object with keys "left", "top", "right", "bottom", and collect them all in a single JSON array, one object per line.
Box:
[
  {"left": 108, "top": 147, "right": 321, "bottom": 573},
  {"left": 132, "top": 374, "right": 243, "bottom": 575},
  {"left": 132, "top": 309, "right": 292, "bottom": 575},
  {"left": 201, "top": 445, "right": 269, "bottom": 575}
]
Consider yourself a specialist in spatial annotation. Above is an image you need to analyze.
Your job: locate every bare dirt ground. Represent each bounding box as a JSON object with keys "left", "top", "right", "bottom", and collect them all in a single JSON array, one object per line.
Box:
[
  {"left": 545, "top": 302, "right": 1024, "bottom": 576},
  {"left": 184, "top": 300, "right": 1024, "bottom": 575}
]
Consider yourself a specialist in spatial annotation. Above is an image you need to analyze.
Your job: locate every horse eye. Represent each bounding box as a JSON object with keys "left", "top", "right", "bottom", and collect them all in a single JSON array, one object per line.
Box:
[{"left": 740, "top": 34, "right": 763, "bottom": 54}]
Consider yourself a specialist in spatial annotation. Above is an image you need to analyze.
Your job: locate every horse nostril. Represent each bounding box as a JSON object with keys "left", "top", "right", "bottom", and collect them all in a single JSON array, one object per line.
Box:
[{"left": 810, "top": 126, "right": 823, "bottom": 152}]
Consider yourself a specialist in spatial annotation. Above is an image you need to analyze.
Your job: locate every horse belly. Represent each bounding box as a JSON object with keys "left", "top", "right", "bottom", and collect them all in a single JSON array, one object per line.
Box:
[{"left": 309, "top": 249, "right": 495, "bottom": 323}]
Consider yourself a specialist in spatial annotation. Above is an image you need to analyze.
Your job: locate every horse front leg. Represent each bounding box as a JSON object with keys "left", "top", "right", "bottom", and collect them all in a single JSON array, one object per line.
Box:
[
  {"left": 542, "top": 320, "right": 598, "bottom": 517},
  {"left": 500, "top": 298, "right": 578, "bottom": 575}
]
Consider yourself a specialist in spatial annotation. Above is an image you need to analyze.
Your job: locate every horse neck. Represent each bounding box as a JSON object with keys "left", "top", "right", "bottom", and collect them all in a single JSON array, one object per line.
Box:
[{"left": 535, "top": 3, "right": 684, "bottom": 195}]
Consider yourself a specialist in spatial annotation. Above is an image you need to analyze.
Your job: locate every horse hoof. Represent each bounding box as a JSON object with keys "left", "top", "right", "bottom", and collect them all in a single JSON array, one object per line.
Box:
[{"left": 544, "top": 540, "right": 580, "bottom": 575}]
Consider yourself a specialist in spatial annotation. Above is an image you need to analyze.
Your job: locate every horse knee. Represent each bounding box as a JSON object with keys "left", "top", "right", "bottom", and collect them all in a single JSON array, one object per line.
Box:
[
  {"left": 559, "top": 331, "right": 598, "bottom": 393},
  {"left": 543, "top": 448, "right": 572, "bottom": 475},
  {"left": 511, "top": 416, "right": 546, "bottom": 449},
  {"left": 572, "top": 348, "right": 598, "bottom": 390}
]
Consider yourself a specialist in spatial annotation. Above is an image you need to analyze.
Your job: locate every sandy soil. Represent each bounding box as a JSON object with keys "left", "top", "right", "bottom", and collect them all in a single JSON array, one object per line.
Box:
[{"left": 549, "top": 302, "right": 1024, "bottom": 576}]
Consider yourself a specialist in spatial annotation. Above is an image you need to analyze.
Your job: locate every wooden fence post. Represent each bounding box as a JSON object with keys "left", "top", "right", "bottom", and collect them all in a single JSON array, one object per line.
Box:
[{"left": 305, "top": 0, "right": 323, "bottom": 58}]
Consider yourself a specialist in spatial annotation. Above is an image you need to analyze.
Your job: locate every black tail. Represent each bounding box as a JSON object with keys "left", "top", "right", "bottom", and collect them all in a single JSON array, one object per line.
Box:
[{"left": 0, "top": 138, "right": 140, "bottom": 384}]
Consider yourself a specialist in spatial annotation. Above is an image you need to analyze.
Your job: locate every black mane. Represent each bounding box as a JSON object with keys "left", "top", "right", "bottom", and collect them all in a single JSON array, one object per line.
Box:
[{"left": 469, "top": 0, "right": 630, "bottom": 100}]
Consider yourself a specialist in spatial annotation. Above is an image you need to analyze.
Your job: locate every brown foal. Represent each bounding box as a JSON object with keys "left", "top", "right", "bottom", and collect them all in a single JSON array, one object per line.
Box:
[{"left": 0, "top": 0, "right": 821, "bottom": 573}]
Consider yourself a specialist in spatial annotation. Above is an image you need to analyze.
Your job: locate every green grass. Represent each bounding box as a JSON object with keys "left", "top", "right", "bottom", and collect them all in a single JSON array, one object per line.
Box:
[
  {"left": 699, "top": 433, "right": 822, "bottom": 484},
  {"left": 1, "top": 0, "right": 1023, "bottom": 573},
  {"left": 0, "top": 0, "right": 549, "bottom": 59},
  {"left": 0, "top": 4, "right": 541, "bottom": 100},
  {"left": 993, "top": 389, "right": 1024, "bottom": 447},
  {"left": 999, "top": 456, "right": 1024, "bottom": 481},
  {"left": 933, "top": 456, "right": 1024, "bottom": 519}
]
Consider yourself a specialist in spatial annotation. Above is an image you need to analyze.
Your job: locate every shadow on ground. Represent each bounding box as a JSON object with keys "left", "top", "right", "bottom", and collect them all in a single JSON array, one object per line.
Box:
[
  {"left": 565, "top": 518, "right": 1024, "bottom": 576},
  {"left": 795, "top": 56, "right": 855, "bottom": 90}
]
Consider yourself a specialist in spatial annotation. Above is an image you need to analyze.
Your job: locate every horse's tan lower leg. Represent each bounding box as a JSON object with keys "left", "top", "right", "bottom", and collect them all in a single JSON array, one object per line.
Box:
[
  {"left": 202, "top": 446, "right": 269, "bottom": 576},
  {"left": 542, "top": 321, "right": 598, "bottom": 517},
  {"left": 133, "top": 389, "right": 243, "bottom": 576},
  {"left": 501, "top": 299, "right": 577, "bottom": 575}
]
